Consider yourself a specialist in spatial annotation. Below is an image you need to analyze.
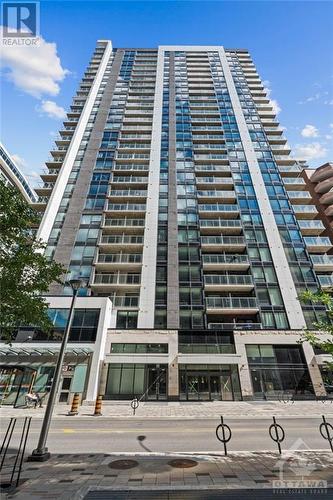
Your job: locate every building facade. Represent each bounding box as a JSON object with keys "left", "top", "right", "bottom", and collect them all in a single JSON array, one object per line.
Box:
[
  {"left": 0, "top": 142, "right": 37, "bottom": 203},
  {"left": 1, "top": 41, "right": 332, "bottom": 405}
]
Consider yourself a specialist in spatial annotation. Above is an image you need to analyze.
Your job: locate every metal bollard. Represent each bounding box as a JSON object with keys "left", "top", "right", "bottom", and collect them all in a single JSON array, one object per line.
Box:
[
  {"left": 269, "top": 416, "right": 285, "bottom": 454},
  {"left": 131, "top": 398, "right": 139, "bottom": 416},
  {"left": 93, "top": 395, "right": 103, "bottom": 416},
  {"left": 215, "top": 416, "right": 232, "bottom": 456},
  {"left": 319, "top": 415, "right": 333, "bottom": 452},
  {"left": 67, "top": 393, "right": 80, "bottom": 416}
]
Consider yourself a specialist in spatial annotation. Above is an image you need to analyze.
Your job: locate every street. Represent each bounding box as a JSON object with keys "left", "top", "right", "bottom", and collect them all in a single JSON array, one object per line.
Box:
[{"left": 3, "top": 416, "right": 330, "bottom": 455}]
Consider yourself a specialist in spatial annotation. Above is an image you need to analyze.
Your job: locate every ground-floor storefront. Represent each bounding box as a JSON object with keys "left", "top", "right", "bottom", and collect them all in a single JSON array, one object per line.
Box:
[
  {"left": 102, "top": 329, "right": 329, "bottom": 402},
  {"left": 0, "top": 349, "right": 93, "bottom": 406}
]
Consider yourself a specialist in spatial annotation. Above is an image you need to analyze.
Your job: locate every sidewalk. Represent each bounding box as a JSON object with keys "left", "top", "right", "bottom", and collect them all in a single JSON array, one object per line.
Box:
[
  {"left": 1, "top": 400, "right": 333, "bottom": 419},
  {"left": 1, "top": 450, "right": 333, "bottom": 499}
]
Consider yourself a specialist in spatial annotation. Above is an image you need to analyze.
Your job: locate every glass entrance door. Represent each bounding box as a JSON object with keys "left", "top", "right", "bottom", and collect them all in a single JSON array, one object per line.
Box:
[
  {"left": 146, "top": 365, "right": 167, "bottom": 401},
  {"left": 210, "top": 375, "right": 221, "bottom": 400},
  {"left": 220, "top": 372, "right": 234, "bottom": 401}
]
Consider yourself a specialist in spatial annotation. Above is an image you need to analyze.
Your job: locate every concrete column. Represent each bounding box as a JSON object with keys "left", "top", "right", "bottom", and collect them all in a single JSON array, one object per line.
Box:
[
  {"left": 168, "top": 331, "right": 179, "bottom": 400},
  {"left": 302, "top": 342, "right": 327, "bottom": 397},
  {"left": 234, "top": 335, "right": 253, "bottom": 400},
  {"left": 138, "top": 47, "right": 165, "bottom": 328},
  {"left": 167, "top": 52, "right": 180, "bottom": 329},
  {"left": 98, "top": 362, "right": 109, "bottom": 396}
]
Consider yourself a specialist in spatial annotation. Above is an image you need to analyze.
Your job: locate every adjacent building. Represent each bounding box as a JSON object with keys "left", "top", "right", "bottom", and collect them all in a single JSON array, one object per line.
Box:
[
  {"left": 0, "top": 142, "right": 37, "bottom": 203},
  {"left": 1, "top": 41, "right": 332, "bottom": 406}
]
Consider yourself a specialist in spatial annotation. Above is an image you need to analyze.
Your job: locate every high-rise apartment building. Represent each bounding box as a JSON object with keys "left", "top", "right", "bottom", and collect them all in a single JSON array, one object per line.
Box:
[{"left": 1, "top": 41, "right": 332, "bottom": 405}]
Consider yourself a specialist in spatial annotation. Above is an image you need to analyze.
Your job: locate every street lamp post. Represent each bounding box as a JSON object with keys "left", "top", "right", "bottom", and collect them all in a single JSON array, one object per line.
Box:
[{"left": 28, "top": 278, "right": 87, "bottom": 462}]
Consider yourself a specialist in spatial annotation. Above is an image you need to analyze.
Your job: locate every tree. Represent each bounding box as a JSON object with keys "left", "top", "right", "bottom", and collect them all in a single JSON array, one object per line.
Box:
[
  {"left": 0, "top": 180, "right": 64, "bottom": 342},
  {"left": 299, "top": 290, "right": 333, "bottom": 370}
]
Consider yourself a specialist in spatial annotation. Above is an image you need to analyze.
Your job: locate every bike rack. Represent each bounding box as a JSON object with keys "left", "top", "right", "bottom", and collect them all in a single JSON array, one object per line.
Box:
[{"left": 0, "top": 417, "right": 32, "bottom": 489}]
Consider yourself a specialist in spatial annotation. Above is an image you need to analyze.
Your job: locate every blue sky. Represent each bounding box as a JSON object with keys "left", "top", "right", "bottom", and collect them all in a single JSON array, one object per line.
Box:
[{"left": 1, "top": 0, "right": 333, "bottom": 186}]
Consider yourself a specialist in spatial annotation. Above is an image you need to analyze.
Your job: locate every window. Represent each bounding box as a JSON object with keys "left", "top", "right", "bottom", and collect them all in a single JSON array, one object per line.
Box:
[{"left": 116, "top": 311, "right": 138, "bottom": 329}]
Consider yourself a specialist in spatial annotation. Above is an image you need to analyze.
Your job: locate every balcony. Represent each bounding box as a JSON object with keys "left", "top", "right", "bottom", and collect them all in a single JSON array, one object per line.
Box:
[
  {"left": 206, "top": 297, "right": 259, "bottom": 314},
  {"left": 287, "top": 191, "right": 312, "bottom": 203},
  {"left": 195, "top": 165, "right": 231, "bottom": 174},
  {"left": 204, "top": 275, "right": 254, "bottom": 291},
  {"left": 113, "top": 164, "right": 149, "bottom": 173},
  {"left": 283, "top": 177, "right": 306, "bottom": 190},
  {"left": 293, "top": 205, "right": 318, "bottom": 219},
  {"left": 102, "top": 218, "right": 145, "bottom": 234},
  {"left": 95, "top": 253, "right": 142, "bottom": 270},
  {"left": 106, "top": 203, "right": 146, "bottom": 216},
  {"left": 197, "top": 190, "right": 236, "bottom": 202},
  {"left": 208, "top": 322, "right": 261, "bottom": 331},
  {"left": 202, "top": 254, "right": 250, "bottom": 271},
  {"left": 198, "top": 204, "right": 239, "bottom": 218},
  {"left": 99, "top": 235, "right": 144, "bottom": 251},
  {"left": 199, "top": 219, "right": 242, "bottom": 234},
  {"left": 92, "top": 273, "right": 141, "bottom": 290},
  {"left": 201, "top": 236, "right": 246, "bottom": 251},
  {"left": 108, "top": 189, "right": 147, "bottom": 201},
  {"left": 311, "top": 254, "right": 333, "bottom": 272},
  {"left": 318, "top": 275, "right": 333, "bottom": 289},
  {"left": 196, "top": 177, "right": 233, "bottom": 189},
  {"left": 304, "top": 236, "right": 333, "bottom": 253},
  {"left": 298, "top": 220, "right": 325, "bottom": 236}
]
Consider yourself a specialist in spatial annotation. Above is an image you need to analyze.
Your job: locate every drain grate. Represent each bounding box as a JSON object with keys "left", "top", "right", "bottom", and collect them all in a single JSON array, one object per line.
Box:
[
  {"left": 167, "top": 459, "right": 197, "bottom": 469},
  {"left": 108, "top": 459, "right": 139, "bottom": 470}
]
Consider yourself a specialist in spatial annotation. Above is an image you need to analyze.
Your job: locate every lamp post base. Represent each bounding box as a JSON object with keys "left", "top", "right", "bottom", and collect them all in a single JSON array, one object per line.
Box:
[{"left": 27, "top": 448, "right": 51, "bottom": 462}]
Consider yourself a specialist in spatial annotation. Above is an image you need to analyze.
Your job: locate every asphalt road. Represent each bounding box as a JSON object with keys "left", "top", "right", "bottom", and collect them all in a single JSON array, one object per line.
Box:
[{"left": 2, "top": 416, "right": 330, "bottom": 455}]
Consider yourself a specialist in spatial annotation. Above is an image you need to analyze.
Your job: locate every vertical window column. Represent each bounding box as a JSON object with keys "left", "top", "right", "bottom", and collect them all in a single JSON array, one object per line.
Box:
[{"left": 218, "top": 47, "right": 306, "bottom": 329}]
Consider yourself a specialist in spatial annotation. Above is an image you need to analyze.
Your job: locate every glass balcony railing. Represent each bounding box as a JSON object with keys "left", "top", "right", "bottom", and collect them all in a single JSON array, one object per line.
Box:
[
  {"left": 195, "top": 165, "right": 230, "bottom": 173},
  {"left": 94, "top": 274, "right": 141, "bottom": 285},
  {"left": 100, "top": 235, "right": 144, "bottom": 245},
  {"left": 201, "top": 236, "right": 245, "bottom": 245},
  {"left": 107, "top": 203, "right": 146, "bottom": 211},
  {"left": 103, "top": 218, "right": 145, "bottom": 228},
  {"left": 304, "top": 237, "right": 332, "bottom": 247},
  {"left": 206, "top": 297, "right": 258, "bottom": 309},
  {"left": 204, "top": 275, "right": 253, "bottom": 286},
  {"left": 197, "top": 190, "right": 235, "bottom": 198},
  {"left": 293, "top": 205, "right": 318, "bottom": 213},
  {"left": 199, "top": 219, "right": 241, "bottom": 229},
  {"left": 310, "top": 255, "right": 333, "bottom": 266},
  {"left": 202, "top": 254, "right": 249, "bottom": 265},
  {"left": 97, "top": 254, "right": 142, "bottom": 264},
  {"left": 318, "top": 275, "right": 333, "bottom": 287},
  {"left": 108, "top": 190, "right": 147, "bottom": 197},
  {"left": 298, "top": 220, "right": 325, "bottom": 230},
  {"left": 208, "top": 322, "right": 261, "bottom": 330},
  {"left": 287, "top": 191, "right": 311, "bottom": 199},
  {"left": 199, "top": 204, "right": 239, "bottom": 213}
]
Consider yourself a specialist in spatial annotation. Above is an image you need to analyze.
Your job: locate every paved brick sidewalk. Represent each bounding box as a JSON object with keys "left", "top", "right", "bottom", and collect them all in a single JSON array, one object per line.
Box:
[
  {"left": 1, "top": 451, "right": 332, "bottom": 499},
  {"left": 1, "top": 400, "right": 333, "bottom": 419}
]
